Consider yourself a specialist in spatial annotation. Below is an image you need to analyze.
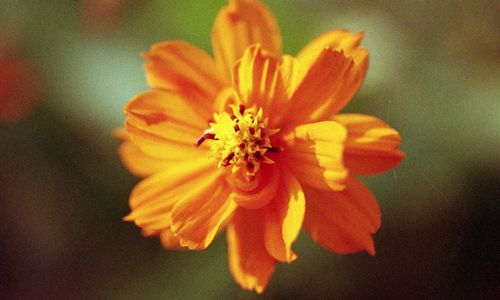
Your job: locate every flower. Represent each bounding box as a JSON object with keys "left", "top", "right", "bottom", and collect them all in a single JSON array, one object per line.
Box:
[{"left": 118, "top": 0, "right": 404, "bottom": 293}]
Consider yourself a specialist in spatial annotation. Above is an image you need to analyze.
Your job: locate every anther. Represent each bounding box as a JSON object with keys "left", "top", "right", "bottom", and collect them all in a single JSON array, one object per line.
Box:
[
  {"left": 239, "top": 104, "right": 245, "bottom": 115},
  {"left": 221, "top": 152, "right": 235, "bottom": 167},
  {"left": 234, "top": 124, "right": 240, "bottom": 132},
  {"left": 194, "top": 136, "right": 205, "bottom": 147},
  {"left": 249, "top": 127, "right": 255, "bottom": 135},
  {"left": 266, "top": 146, "right": 283, "bottom": 153},
  {"left": 194, "top": 129, "right": 216, "bottom": 147}
]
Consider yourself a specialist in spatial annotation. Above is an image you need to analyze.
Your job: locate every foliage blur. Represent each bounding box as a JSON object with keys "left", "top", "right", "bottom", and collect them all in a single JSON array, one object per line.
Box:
[{"left": 0, "top": 0, "right": 499, "bottom": 298}]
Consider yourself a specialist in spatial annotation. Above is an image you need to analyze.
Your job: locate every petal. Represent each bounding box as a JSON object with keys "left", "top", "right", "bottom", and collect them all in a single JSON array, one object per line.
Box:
[
  {"left": 212, "top": 0, "right": 282, "bottom": 81},
  {"left": 118, "top": 140, "right": 169, "bottom": 177},
  {"left": 124, "top": 157, "right": 215, "bottom": 237},
  {"left": 295, "top": 30, "right": 367, "bottom": 103},
  {"left": 264, "top": 168, "right": 305, "bottom": 262},
  {"left": 285, "top": 47, "right": 368, "bottom": 128},
  {"left": 335, "top": 114, "right": 405, "bottom": 175},
  {"left": 282, "top": 121, "right": 348, "bottom": 191},
  {"left": 280, "top": 54, "right": 299, "bottom": 99},
  {"left": 232, "top": 45, "right": 290, "bottom": 127},
  {"left": 144, "top": 41, "right": 225, "bottom": 116},
  {"left": 171, "top": 177, "right": 237, "bottom": 250},
  {"left": 159, "top": 229, "right": 184, "bottom": 250},
  {"left": 115, "top": 128, "right": 171, "bottom": 177},
  {"left": 140, "top": 218, "right": 186, "bottom": 250},
  {"left": 228, "top": 164, "right": 280, "bottom": 209},
  {"left": 296, "top": 29, "right": 365, "bottom": 68},
  {"left": 304, "top": 177, "right": 381, "bottom": 256},
  {"left": 124, "top": 90, "right": 209, "bottom": 159},
  {"left": 213, "top": 87, "right": 236, "bottom": 113},
  {"left": 227, "top": 208, "right": 276, "bottom": 294}
]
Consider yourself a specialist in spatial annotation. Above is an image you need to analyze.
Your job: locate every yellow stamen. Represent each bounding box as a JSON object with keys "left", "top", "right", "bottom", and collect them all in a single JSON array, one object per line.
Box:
[{"left": 196, "top": 104, "right": 279, "bottom": 176}]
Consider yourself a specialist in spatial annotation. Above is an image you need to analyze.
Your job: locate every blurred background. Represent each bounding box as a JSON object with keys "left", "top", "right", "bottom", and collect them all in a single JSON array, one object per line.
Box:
[{"left": 0, "top": 0, "right": 499, "bottom": 298}]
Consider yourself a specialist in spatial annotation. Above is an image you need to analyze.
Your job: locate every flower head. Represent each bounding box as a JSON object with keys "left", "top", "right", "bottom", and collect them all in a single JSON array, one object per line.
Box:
[
  {"left": 119, "top": 0, "right": 404, "bottom": 293},
  {"left": 205, "top": 104, "right": 278, "bottom": 175}
]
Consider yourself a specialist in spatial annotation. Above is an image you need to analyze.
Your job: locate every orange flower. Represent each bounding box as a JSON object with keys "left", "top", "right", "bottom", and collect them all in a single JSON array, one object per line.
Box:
[{"left": 119, "top": 0, "right": 404, "bottom": 293}]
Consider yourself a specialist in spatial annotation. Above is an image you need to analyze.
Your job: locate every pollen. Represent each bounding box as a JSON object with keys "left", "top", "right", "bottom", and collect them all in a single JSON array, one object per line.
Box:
[{"left": 196, "top": 104, "right": 279, "bottom": 176}]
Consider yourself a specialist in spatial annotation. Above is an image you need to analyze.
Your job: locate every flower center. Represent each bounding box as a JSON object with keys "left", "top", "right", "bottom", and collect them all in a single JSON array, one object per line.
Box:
[{"left": 195, "top": 104, "right": 280, "bottom": 176}]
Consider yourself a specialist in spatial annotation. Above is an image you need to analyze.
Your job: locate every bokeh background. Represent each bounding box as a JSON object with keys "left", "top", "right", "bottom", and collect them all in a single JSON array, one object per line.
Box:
[{"left": 1, "top": 0, "right": 499, "bottom": 298}]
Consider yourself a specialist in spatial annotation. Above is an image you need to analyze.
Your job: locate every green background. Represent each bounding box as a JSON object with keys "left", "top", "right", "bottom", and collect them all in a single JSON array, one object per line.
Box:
[{"left": 1, "top": 0, "right": 499, "bottom": 298}]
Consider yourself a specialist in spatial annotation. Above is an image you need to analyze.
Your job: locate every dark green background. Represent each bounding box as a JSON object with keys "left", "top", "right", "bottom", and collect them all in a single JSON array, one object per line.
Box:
[{"left": 1, "top": 0, "right": 499, "bottom": 298}]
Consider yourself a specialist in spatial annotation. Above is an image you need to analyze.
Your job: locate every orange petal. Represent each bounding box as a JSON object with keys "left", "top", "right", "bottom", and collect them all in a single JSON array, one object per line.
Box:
[
  {"left": 228, "top": 164, "right": 280, "bottom": 209},
  {"left": 335, "top": 114, "right": 405, "bottom": 175},
  {"left": 304, "top": 177, "right": 381, "bottom": 256},
  {"left": 124, "top": 90, "right": 209, "bottom": 159},
  {"left": 140, "top": 218, "right": 186, "bottom": 250},
  {"left": 213, "top": 87, "right": 236, "bottom": 113},
  {"left": 159, "top": 229, "right": 184, "bottom": 250},
  {"left": 171, "top": 177, "right": 236, "bottom": 250},
  {"left": 118, "top": 140, "right": 170, "bottom": 177},
  {"left": 227, "top": 207, "right": 276, "bottom": 293},
  {"left": 280, "top": 54, "right": 299, "bottom": 99},
  {"left": 295, "top": 30, "right": 367, "bottom": 104},
  {"left": 285, "top": 48, "right": 368, "bottom": 129},
  {"left": 124, "top": 158, "right": 215, "bottom": 241},
  {"left": 296, "top": 29, "right": 365, "bottom": 67},
  {"left": 212, "top": 0, "right": 282, "bottom": 82},
  {"left": 282, "top": 121, "right": 348, "bottom": 191},
  {"left": 232, "top": 45, "right": 288, "bottom": 126},
  {"left": 144, "top": 41, "right": 225, "bottom": 116},
  {"left": 263, "top": 167, "right": 305, "bottom": 262},
  {"left": 116, "top": 129, "right": 171, "bottom": 177}
]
